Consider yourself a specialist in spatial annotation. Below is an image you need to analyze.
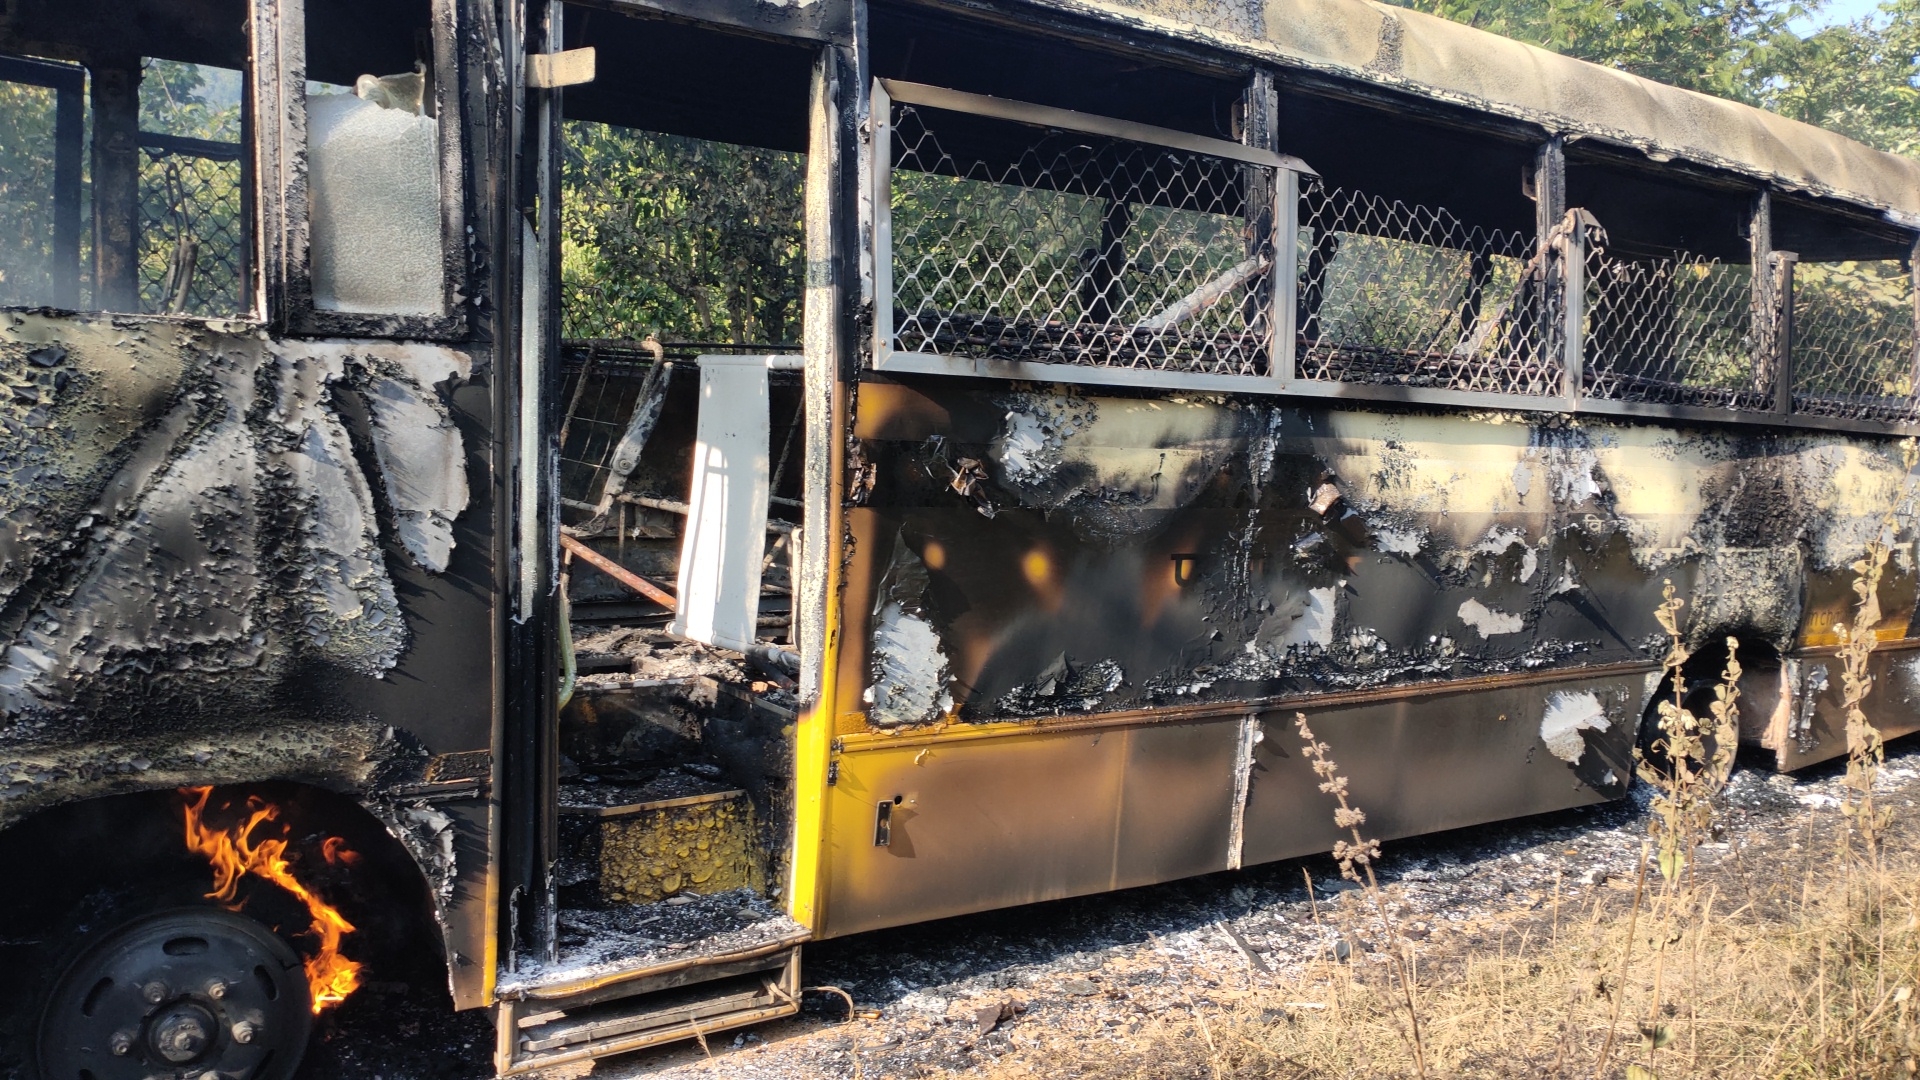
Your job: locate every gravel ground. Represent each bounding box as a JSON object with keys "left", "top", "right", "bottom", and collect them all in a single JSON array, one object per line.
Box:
[{"left": 299, "top": 738, "right": 1920, "bottom": 1080}]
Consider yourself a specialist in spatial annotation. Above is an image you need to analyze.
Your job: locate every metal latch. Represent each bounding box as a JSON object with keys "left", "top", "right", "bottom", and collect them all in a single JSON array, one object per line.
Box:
[{"left": 528, "top": 48, "right": 595, "bottom": 89}]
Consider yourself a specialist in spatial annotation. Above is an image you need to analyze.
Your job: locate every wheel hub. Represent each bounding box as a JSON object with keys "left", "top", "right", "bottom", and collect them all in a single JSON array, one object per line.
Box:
[
  {"left": 37, "top": 909, "right": 313, "bottom": 1080},
  {"left": 148, "top": 1001, "right": 217, "bottom": 1064}
]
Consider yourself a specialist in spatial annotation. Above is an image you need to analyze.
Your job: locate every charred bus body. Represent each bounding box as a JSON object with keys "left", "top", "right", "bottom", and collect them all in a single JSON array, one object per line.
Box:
[{"left": 1, "top": 0, "right": 1918, "bottom": 1074}]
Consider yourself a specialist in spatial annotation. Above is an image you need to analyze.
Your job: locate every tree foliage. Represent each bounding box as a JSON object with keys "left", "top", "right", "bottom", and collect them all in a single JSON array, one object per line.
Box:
[
  {"left": 1388, "top": 0, "right": 1920, "bottom": 157},
  {"left": 560, "top": 121, "right": 803, "bottom": 344}
]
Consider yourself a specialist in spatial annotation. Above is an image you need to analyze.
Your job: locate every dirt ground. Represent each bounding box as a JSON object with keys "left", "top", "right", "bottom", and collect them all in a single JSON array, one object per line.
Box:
[{"left": 295, "top": 737, "right": 1920, "bottom": 1080}]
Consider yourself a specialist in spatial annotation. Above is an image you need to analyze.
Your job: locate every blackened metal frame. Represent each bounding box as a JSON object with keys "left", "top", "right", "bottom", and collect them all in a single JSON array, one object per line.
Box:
[{"left": 265, "top": 0, "right": 472, "bottom": 340}]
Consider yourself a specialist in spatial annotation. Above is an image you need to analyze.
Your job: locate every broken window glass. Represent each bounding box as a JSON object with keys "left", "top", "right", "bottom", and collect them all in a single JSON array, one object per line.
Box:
[{"left": 303, "top": 0, "right": 446, "bottom": 317}]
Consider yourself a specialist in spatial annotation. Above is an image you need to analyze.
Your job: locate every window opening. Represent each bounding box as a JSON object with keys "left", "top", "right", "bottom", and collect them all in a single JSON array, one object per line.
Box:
[
  {"left": 137, "top": 61, "right": 245, "bottom": 316},
  {"left": 1579, "top": 238, "right": 1765, "bottom": 410},
  {"left": 1790, "top": 256, "right": 1919, "bottom": 424},
  {"left": 0, "top": 55, "right": 83, "bottom": 310},
  {"left": 879, "top": 85, "right": 1284, "bottom": 383},
  {"left": 557, "top": 119, "right": 804, "bottom": 516},
  {"left": 0, "top": 0, "right": 250, "bottom": 319},
  {"left": 1292, "top": 181, "right": 1548, "bottom": 395}
]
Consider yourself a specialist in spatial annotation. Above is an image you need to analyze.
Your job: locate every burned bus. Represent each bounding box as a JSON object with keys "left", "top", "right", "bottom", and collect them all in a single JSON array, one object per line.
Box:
[{"left": 2, "top": 0, "right": 1919, "bottom": 1075}]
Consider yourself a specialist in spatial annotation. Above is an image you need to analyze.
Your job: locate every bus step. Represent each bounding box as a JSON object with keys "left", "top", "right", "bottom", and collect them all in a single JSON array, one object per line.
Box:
[{"left": 492, "top": 939, "right": 804, "bottom": 1075}]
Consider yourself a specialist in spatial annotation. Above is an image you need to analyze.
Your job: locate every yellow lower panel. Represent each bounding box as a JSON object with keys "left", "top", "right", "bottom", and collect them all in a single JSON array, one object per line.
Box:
[
  {"left": 822, "top": 720, "right": 1239, "bottom": 938},
  {"left": 819, "top": 669, "right": 1649, "bottom": 938}
]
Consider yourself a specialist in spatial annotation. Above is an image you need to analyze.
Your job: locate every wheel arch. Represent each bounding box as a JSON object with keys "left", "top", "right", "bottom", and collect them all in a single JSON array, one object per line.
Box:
[{"left": 0, "top": 782, "right": 454, "bottom": 997}]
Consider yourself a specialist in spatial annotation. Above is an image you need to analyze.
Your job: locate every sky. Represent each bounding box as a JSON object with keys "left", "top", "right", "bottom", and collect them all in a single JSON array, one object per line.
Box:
[{"left": 1793, "top": 0, "right": 1888, "bottom": 31}]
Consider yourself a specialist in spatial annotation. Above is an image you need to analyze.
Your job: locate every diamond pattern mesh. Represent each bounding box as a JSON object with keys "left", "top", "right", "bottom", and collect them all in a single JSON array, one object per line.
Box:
[
  {"left": 887, "top": 103, "right": 1274, "bottom": 377},
  {"left": 1790, "top": 259, "right": 1919, "bottom": 424},
  {"left": 138, "top": 144, "right": 246, "bottom": 316},
  {"left": 1293, "top": 182, "right": 1554, "bottom": 395},
  {"left": 1580, "top": 237, "right": 1766, "bottom": 410}
]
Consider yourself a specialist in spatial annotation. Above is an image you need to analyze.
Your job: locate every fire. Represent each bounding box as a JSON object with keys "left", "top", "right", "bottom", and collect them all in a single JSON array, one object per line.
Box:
[{"left": 181, "top": 787, "right": 363, "bottom": 1013}]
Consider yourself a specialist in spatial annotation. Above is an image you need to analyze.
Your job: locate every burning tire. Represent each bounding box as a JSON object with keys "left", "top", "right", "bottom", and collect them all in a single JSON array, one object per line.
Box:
[{"left": 35, "top": 908, "right": 312, "bottom": 1080}]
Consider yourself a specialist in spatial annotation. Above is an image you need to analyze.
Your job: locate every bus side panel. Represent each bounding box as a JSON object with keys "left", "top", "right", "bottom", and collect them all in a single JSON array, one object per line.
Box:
[
  {"left": 822, "top": 719, "right": 1237, "bottom": 937},
  {"left": 1242, "top": 671, "right": 1640, "bottom": 867}
]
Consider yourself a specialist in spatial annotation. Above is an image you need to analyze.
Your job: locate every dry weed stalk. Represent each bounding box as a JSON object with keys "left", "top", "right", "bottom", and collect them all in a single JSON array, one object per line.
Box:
[
  {"left": 1836, "top": 528, "right": 1900, "bottom": 863},
  {"left": 1636, "top": 582, "right": 1741, "bottom": 888},
  {"left": 1294, "top": 712, "right": 1427, "bottom": 1078},
  {"left": 1838, "top": 436, "right": 1920, "bottom": 862}
]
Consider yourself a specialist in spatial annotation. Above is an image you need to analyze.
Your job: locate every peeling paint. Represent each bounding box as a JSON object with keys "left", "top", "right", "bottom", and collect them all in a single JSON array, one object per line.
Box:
[
  {"left": 866, "top": 536, "right": 955, "bottom": 728},
  {"left": 1540, "top": 690, "right": 1610, "bottom": 764},
  {"left": 858, "top": 380, "right": 1920, "bottom": 731},
  {"left": 867, "top": 604, "right": 954, "bottom": 727},
  {"left": 367, "top": 797, "right": 460, "bottom": 908},
  {"left": 1458, "top": 598, "right": 1524, "bottom": 638}
]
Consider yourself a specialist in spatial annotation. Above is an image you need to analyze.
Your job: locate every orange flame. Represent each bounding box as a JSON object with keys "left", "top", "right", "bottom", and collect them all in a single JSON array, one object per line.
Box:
[{"left": 181, "top": 787, "right": 363, "bottom": 1013}]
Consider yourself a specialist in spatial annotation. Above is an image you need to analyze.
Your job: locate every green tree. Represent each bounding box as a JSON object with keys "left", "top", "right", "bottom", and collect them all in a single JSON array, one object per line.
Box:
[
  {"left": 1387, "top": 0, "right": 1920, "bottom": 159},
  {"left": 560, "top": 122, "right": 804, "bottom": 344},
  {"left": 0, "top": 81, "right": 60, "bottom": 307}
]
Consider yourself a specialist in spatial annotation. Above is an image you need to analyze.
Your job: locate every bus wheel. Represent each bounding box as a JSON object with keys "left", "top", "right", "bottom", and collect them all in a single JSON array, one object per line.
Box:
[
  {"left": 1636, "top": 675, "right": 1734, "bottom": 783},
  {"left": 36, "top": 908, "right": 311, "bottom": 1080}
]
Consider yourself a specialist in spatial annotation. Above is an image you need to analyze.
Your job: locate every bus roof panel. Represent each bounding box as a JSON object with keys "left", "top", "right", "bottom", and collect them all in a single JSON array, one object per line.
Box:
[{"left": 1022, "top": 0, "right": 1920, "bottom": 225}]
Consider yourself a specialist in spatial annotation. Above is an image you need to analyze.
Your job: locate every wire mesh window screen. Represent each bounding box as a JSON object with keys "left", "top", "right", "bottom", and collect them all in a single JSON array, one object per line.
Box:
[
  {"left": 138, "top": 142, "right": 246, "bottom": 316},
  {"left": 1790, "top": 259, "right": 1919, "bottom": 424},
  {"left": 1580, "top": 236, "right": 1765, "bottom": 410},
  {"left": 1293, "top": 182, "right": 1552, "bottom": 395},
  {"left": 886, "top": 102, "right": 1275, "bottom": 378}
]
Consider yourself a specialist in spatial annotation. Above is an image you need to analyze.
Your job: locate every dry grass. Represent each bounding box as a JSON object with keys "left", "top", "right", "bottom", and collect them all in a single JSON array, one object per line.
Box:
[
  {"left": 969, "top": 831, "right": 1920, "bottom": 1080},
  {"left": 966, "top": 559, "right": 1920, "bottom": 1080}
]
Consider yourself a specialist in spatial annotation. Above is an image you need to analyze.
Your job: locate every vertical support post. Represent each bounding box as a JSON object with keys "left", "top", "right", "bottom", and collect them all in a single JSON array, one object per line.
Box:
[
  {"left": 791, "top": 2, "right": 868, "bottom": 933},
  {"left": 869, "top": 79, "right": 891, "bottom": 366},
  {"left": 1561, "top": 214, "right": 1585, "bottom": 404},
  {"left": 1774, "top": 249, "right": 1798, "bottom": 419},
  {"left": 51, "top": 70, "right": 83, "bottom": 308},
  {"left": 1750, "top": 190, "right": 1776, "bottom": 404},
  {"left": 1533, "top": 136, "right": 1566, "bottom": 252},
  {"left": 1238, "top": 70, "right": 1291, "bottom": 387},
  {"left": 1272, "top": 168, "right": 1299, "bottom": 391},
  {"left": 1909, "top": 235, "right": 1920, "bottom": 406},
  {"left": 89, "top": 56, "right": 142, "bottom": 313},
  {"left": 1533, "top": 136, "right": 1567, "bottom": 396}
]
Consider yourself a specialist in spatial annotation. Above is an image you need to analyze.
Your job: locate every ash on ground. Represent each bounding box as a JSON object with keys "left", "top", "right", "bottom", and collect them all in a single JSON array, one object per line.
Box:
[
  {"left": 496, "top": 889, "right": 805, "bottom": 998},
  {"left": 298, "top": 739, "right": 1920, "bottom": 1079}
]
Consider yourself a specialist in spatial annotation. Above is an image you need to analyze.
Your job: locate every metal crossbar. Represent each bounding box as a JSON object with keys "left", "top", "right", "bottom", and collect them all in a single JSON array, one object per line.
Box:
[
  {"left": 879, "top": 94, "right": 1280, "bottom": 382},
  {"left": 1790, "top": 259, "right": 1920, "bottom": 424},
  {"left": 1292, "top": 182, "right": 1550, "bottom": 395},
  {"left": 1580, "top": 238, "right": 1766, "bottom": 410},
  {"left": 137, "top": 134, "right": 246, "bottom": 316}
]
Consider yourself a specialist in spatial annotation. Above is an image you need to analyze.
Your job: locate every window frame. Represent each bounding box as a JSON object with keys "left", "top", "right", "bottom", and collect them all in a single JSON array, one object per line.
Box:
[
  {"left": 262, "top": 0, "right": 469, "bottom": 340},
  {"left": 0, "top": 25, "right": 260, "bottom": 322},
  {"left": 870, "top": 78, "right": 1310, "bottom": 395},
  {"left": 868, "top": 76, "right": 1920, "bottom": 438}
]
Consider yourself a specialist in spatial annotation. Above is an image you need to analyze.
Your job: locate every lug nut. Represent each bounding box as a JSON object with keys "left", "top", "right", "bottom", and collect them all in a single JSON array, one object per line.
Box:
[
  {"left": 231, "top": 1021, "right": 256, "bottom": 1045},
  {"left": 206, "top": 980, "right": 228, "bottom": 1000},
  {"left": 108, "top": 1031, "right": 133, "bottom": 1056},
  {"left": 142, "top": 981, "right": 170, "bottom": 1005}
]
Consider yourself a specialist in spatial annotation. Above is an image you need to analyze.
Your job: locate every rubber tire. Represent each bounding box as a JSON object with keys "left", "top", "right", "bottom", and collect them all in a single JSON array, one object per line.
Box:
[{"left": 34, "top": 907, "right": 312, "bottom": 1080}]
